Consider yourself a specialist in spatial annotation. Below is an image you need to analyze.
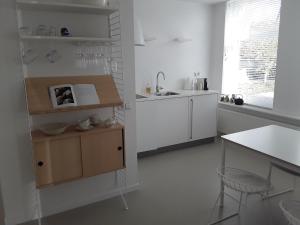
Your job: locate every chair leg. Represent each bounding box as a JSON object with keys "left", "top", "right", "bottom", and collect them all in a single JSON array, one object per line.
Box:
[
  {"left": 293, "top": 175, "right": 297, "bottom": 189},
  {"left": 208, "top": 191, "right": 241, "bottom": 225},
  {"left": 245, "top": 193, "right": 249, "bottom": 207},
  {"left": 263, "top": 163, "right": 295, "bottom": 200},
  {"left": 208, "top": 193, "right": 221, "bottom": 224},
  {"left": 238, "top": 192, "right": 243, "bottom": 213},
  {"left": 267, "top": 163, "right": 273, "bottom": 184}
]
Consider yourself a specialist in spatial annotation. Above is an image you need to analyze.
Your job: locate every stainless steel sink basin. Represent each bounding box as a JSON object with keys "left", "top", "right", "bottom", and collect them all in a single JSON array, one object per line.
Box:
[
  {"left": 155, "top": 91, "right": 180, "bottom": 96},
  {"left": 136, "top": 94, "right": 148, "bottom": 99}
]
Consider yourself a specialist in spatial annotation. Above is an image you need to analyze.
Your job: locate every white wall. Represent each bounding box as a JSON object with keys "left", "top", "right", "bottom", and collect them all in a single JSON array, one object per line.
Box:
[
  {"left": 134, "top": 0, "right": 212, "bottom": 93},
  {"left": 218, "top": 108, "right": 299, "bottom": 134},
  {"left": 210, "top": 0, "right": 300, "bottom": 133},
  {"left": 0, "top": 1, "right": 36, "bottom": 224},
  {"left": 273, "top": 0, "right": 300, "bottom": 117},
  {"left": 209, "top": 2, "right": 226, "bottom": 92},
  {"left": 0, "top": 184, "right": 4, "bottom": 225},
  {"left": 0, "top": 0, "right": 138, "bottom": 224}
]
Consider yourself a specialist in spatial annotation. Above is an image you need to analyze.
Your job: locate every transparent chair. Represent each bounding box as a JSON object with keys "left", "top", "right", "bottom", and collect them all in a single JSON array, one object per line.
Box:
[
  {"left": 280, "top": 200, "right": 300, "bottom": 225},
  {"left": 265, "top": 162, "right": 298, "bottom": 199},
  {"left": 209, "top": 167, "right": 273, "bottom": 225}
]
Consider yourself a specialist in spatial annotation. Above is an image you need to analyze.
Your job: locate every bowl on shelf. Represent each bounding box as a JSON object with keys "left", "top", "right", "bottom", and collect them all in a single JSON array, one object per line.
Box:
[
  {"left": 104, "top": 118, "right": 116, "bottom": 128},
  {"left": 39, "top": 123, "right": 70, "bottom": 136},
  {"left": 90, "top": 114, "right": 104, "bottom": 126}
]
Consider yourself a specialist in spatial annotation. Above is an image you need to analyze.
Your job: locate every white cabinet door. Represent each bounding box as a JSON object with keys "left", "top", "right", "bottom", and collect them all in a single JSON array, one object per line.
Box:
[
  {"left": 191, "top": 94, "right": 218, "bottom": 140},
  {"left": 156, "top": 98, "right": 189, "bottom": 147},
  {"left": 136, "top": 101, "right": 158, "bottom": 153}
]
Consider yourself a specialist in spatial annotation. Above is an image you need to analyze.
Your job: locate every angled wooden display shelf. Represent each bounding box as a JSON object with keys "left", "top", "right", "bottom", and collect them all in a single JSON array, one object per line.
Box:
[
  {"left": 16, "top": 0, "right": 118, "bottom": 15},
  {"left": 25, "top": 75, "right": 123, "bottom": 115}
]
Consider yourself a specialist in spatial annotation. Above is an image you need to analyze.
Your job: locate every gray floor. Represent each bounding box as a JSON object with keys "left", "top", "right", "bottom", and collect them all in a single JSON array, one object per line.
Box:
[{"left": 22, "top": 141, "right": 298, "bottom": 225}]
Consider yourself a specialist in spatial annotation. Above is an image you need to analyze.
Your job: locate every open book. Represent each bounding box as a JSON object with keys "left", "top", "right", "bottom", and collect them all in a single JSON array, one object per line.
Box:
[{"left": 49, "top": 84, "right": 100, "bottom": 108}]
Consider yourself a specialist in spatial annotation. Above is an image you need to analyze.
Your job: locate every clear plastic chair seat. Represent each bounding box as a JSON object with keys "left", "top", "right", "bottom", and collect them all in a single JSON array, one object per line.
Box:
[
  {"left": 280, "top": 200, "right": 300, "bottom": 225},
  {"left": 218, "top": 168, "right": 272, "bottom": 194}
]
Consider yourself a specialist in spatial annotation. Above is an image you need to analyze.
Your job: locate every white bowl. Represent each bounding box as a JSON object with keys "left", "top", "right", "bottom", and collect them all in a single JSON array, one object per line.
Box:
[{"left": 39, "top": 123, "right": 69, "bottom": 136}]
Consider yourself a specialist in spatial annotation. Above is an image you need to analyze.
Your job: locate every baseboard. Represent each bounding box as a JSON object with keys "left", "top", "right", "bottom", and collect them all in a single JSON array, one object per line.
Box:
[
  {"left": 4, "top": 215, "right": 26, "bottom": 225},
  {"left": 42, "top": 182, "right": 140, "bottom": 218},
  {"left": 8, "top": 183, "right": 140, "bottom": 225},
  {"left": 138, "top": 137, "right": 215, "bottom": 158}
]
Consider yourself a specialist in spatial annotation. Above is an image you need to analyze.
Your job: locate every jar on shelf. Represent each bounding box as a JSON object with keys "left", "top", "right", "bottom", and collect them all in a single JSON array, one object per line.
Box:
[{"left": 72, "top": 0, "right": 109, "bottom": 7}]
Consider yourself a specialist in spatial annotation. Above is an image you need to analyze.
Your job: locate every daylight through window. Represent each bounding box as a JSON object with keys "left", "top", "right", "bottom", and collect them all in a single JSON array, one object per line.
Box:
[{"left": 222, "top": 0, "right": 281, "bottom": 108}]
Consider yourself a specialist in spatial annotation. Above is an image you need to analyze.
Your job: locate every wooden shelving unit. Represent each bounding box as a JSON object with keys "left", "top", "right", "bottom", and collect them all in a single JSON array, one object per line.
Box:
[
  {"left": 16, "top": 0, "right": 118, "bottom": 15},
  {"left": 25, "top": 75, "right": 123, "bottom": 115},
  {"left": 16, "top": 0, "right": 128, "bottom": 214}
]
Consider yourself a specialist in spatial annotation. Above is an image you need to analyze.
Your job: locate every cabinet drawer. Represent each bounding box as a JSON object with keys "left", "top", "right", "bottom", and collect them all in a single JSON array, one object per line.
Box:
[
  {"left": 81, "top": 129, "right": 124, "bottom": 177},
  {"left": 33, "top": 137, "right": 83, "bottom": 187}
]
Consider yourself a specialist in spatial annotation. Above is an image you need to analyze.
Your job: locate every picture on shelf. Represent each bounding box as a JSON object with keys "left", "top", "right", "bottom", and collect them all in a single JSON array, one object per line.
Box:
[{"left": 49, "top": 84, "right": 100, "bottom": 109}]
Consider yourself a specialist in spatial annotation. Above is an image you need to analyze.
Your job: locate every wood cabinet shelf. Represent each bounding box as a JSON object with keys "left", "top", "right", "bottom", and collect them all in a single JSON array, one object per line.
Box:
[
  {"left": 16, "top": 0, "right": 118, "bottom": 15},
  {"left": 32, "top": 123, "right": 124, "bottom": 142},
  {"left": 25, "top": 75, "right": 123, "bottom": 115},
  {"left": 32, "top": 123, "right": 125, "bottom": 188}
]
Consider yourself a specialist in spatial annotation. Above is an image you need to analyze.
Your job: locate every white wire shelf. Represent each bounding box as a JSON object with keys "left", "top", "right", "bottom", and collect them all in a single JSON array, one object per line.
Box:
[
  {"left": 16, "top": 0, "right": 118, "bottom": 15},
  {"left": 20, "top": 35, "right": 115, "bottom": 44}
]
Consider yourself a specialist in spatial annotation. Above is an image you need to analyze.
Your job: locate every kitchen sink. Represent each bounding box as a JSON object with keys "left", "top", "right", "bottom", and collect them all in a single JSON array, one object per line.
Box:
[
  {"left": 155, "top": 91, "right": 180, "bottom": 96},
  {"left": 136, "top": 94, "right": 148, "bottom": 99}
]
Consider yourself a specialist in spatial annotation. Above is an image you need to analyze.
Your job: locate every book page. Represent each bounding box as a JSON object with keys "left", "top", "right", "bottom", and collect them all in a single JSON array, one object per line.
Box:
[
  {"left": 49, "top": 84, "right": 78, "bottom": 108},
  {"left": 73, "top": 84, "right": 100, "bottom": 106}
]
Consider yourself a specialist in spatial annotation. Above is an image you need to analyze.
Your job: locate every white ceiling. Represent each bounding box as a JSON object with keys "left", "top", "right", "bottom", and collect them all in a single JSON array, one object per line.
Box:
[{"left": 178, "top": 0, "right": 227, "bottom": 4}]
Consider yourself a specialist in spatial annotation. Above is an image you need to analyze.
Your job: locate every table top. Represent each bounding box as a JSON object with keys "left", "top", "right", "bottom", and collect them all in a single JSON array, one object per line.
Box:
[{"left": 222, "top": 125, "right": 300, "bottom": 167}]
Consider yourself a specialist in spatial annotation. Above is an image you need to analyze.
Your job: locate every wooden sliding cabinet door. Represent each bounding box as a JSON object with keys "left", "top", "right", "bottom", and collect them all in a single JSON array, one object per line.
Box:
[
  {"left": 81, "top": 129, "right": 124, "bottom": 177},
  {"left": 33, "top": 141, "right": 53, "bottom": 187},
  {"left": 33, "top": 137, "right": 83, "bottom": 187}
]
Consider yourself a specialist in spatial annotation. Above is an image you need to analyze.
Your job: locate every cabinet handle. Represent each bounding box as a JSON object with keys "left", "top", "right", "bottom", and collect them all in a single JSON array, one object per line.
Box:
[
  {"left": 118, "top": 146, "right": 123, "bottom": 151},
  {"left": 190, "top": 99, "right": 194, "bottom": 139},
  {"left": 37, "top": 161, "right": 44, "bottom": 167}
]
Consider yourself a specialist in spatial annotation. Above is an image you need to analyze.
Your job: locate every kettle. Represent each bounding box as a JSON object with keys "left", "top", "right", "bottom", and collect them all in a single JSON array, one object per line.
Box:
[{"left": 234, "top": 94, "right": 244, "bottom": 105}]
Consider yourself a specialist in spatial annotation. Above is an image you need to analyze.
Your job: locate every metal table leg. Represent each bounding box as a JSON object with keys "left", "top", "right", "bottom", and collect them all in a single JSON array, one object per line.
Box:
[{"left": 220, "top": 139, "right": 226, "bottom": 207}]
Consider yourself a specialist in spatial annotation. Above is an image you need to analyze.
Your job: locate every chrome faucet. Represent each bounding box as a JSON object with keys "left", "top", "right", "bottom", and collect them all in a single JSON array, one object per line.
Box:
[{"left": 156, "top": 71, "right": 166, "bottom": 94}]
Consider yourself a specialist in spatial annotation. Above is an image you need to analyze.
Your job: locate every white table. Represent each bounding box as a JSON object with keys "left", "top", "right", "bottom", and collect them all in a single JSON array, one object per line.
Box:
[{"left": 219, "top": 125, "right": 300, "bottom": 211}]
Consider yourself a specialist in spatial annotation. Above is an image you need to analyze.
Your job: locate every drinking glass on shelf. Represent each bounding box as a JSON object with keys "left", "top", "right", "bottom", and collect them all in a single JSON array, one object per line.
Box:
[
  {"left": 103, "top": 57, "right": 111, "bottom": 74},
  {"left": 97, "top": 0, "right": 109, "bottom": 7},
  {"left": 22, "top": 49, "right": 38, "bottom": 65},
  {"left": 46, "top": 49, "right": 61, "bottom": 63},
  {"left": 111, "top": 60, "right": 118, "bottom": 73},
  {"left": 49, "top": 26, "right": 57, "bottom": 36},
  {"left": 75, "top": 47, "right": 87, "bottom": 68},
  {"left": 19, "top": 26, "right": 32, "bottom": 36},
  {"left": 36, "top": 25, "right": 48, "bottom": 36}
]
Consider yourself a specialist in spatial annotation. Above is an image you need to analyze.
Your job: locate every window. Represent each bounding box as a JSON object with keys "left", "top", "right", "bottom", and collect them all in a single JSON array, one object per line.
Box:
[{"left": 222, "top": 0, "right": 281, "bottom": 108}]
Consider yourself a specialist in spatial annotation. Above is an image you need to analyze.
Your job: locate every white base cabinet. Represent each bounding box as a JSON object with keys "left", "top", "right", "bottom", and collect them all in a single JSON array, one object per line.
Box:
[
  {"left": 189, "top": 94, "right": 218, "bottom": 141},
  {"left": 136, "top": 93, "right": 218, "bottom": 153},
  {"left": 156, "top": 98, "right": 189, "bottom": 148},
  {"left": 136, "top": 101, "right": 158, "bottom": 153}
]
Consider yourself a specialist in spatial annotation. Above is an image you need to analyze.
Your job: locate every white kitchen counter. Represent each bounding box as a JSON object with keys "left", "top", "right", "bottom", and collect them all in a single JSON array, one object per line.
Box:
[{"left": 136, "top": 90, "right": 219, "bottom": 102}]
